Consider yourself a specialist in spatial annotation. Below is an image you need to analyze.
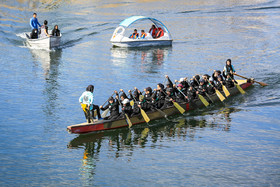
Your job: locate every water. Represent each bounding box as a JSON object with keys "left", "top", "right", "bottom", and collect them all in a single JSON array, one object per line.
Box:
[{"left": 1, "top": 0, "right": 280, "bottom": 186}]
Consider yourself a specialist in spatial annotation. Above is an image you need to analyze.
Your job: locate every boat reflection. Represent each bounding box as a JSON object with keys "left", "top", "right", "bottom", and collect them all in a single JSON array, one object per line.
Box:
[
  {"left": 70, "top": 107, "right": 241, "bottom": 182},
  {"left": 29, "top": 48, "right": 62, "bottom": 124},
  {"left": 110, "top": 46, "right": 172, "bottom": 73}
]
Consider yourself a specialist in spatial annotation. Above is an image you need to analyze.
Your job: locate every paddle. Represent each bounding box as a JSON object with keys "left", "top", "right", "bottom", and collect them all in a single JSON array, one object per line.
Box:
[
  {"left": 234, "top": 73, "right": 268, "bottom": 87},
  {"left": 100, "top": 92, "right": 115, "bottom": 118},
  {"left": 187, "top": 80, "right": 209, "bottom": 107},
  {"left": 234, "top": 82, "right": 246, "bottom": 94},
  {"left": 206, "top": 79, "right": 226, "bottom": 102},
  {"left": 130, "top": 92, "right": 150, "bottom": 123},
  {"left": 116, "top": 92, "right": 133, "bottom": 128},
  {"left": 162, "top": 90, "right": 185, "bottom": 114}
]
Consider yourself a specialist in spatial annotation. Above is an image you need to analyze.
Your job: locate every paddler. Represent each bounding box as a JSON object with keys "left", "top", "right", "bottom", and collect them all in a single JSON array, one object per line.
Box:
[
  {"left": 79, "top": 85, "right": 102, "bottom": 122},
  {"left": 100, "top": 96, "right": 120, "bottom": 120}
]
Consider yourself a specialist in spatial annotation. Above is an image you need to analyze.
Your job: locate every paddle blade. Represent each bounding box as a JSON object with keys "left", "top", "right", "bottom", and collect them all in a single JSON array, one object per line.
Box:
[
  {"left": 101, "top": 108, "right": 109, "bottom": 118},
  {"left": 216, "top": 90, "right": 226, "bottom": 102},
  {"left": 140, "top": 109, "right": 150, "bottom": 123},
  {"left": 235, "top": 83, "right": 245, "bottom": 94},
  {"left": 125, "top": 114, "right": 133, "bottom": 128},
  {"left": 173, "top": 101, "right": 185, "bottom": 114},
  {"left": 257, "top": 81, "right": 268, "bottom": 87},
  {"left": 130, "top": 100, "right": 134, "bottom": 106},
  {"left": 198, "top": 94, "right": 209, "bottom": 107},
  {"left": 222, "top": 85, "right": 230, "bottom": 97}
]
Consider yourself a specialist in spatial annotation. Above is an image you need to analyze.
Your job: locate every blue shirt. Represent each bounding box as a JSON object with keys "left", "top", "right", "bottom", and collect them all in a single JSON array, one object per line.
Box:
[{"left": 30, "top": 17, "right": 41, "bottom": 30}]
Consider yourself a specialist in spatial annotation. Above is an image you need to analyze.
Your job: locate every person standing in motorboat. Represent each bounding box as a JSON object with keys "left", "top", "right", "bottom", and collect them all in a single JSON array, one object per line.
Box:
[
  {"left": 30, "top": 13, "right": 41, "bottom": 30},
  {"left": 29, "top": 13, "right": 41, "bottom": 39},
  {"left": 40, "top": 20, "right": 51, "bottom": 38},
  {"left": 52, "top": 25, "right": 60, "bottom": 36}
]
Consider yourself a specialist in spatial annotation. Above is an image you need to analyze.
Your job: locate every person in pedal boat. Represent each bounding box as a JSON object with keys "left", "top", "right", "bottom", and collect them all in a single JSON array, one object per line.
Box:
[
  {"left": 40, "top": 20, "right": 50, "bottom": 38},
  {"left": 100, "top": 96, "right": 119, "bottom": 120},
  {"left": 223, "top": 59, "right": 236, "bottom": 79},
  {"left": 52, "top": 25, "right": 60, "bottom": 36},
  {"left": 149, "top": 24, "right": 158, "bottom": 38},
  {"left": 79, "top": 85, "right": 102, "bottom": 121},
  {"left": 129, "top": 29, "right": 139, "bottom": 39},
  {"left": 140, "top": 30, "right": 147, "bottom": 39}
]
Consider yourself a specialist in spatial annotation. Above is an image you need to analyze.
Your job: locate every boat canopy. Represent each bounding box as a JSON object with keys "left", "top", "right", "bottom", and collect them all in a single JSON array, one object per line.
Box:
[{"left": 119, "top": 16, "right": 170, "bottom": 34}]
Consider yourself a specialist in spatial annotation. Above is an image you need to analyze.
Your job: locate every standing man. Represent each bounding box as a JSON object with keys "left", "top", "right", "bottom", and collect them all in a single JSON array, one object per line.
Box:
[{"left": 30, "top": 13, "right": 41, "bottom": 30}]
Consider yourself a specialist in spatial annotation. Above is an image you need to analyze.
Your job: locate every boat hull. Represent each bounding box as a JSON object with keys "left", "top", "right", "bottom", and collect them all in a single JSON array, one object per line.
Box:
[
  {"left": 67, "top": 81, "right": 253, "bottom": 134},
  {"left": 112, "top": 40, "right": 172, "bottom": 48},
  {"left": 25, "top": 32, "right": 61, "bottom": 49}
]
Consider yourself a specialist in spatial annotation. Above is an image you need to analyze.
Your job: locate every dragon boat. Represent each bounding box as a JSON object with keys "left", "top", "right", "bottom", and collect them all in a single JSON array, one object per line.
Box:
[{"left": 67, "top": 79, "right": 255, "bottom": 134}]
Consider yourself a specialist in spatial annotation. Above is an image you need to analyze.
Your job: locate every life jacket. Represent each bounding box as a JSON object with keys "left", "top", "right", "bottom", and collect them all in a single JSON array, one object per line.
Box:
[
  {"left": 149, "top": 28, "right": 157, "bottom": 38},
  {"left": 156, "top": 28, "right": 164, "bottom": 38},
  {"left": 130, "top": 33, "right": 139, "bottom": 39},
  {"left": 140, "top": 33, "right": 147, "bottom": 39}
]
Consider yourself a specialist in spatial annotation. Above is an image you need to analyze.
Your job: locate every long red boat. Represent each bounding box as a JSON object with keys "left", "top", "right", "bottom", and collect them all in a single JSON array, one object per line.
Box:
[{"left": 67, "top": 79, "right": 254, "bottom": 134}]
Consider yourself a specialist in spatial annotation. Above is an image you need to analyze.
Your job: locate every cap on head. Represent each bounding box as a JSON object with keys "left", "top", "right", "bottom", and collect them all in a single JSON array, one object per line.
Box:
[
  {"left": 180, "top": 78, "right": 184, "bottom": 82},
  {"left": 122, "top": 98, "right": 130, "bottom": 104}
]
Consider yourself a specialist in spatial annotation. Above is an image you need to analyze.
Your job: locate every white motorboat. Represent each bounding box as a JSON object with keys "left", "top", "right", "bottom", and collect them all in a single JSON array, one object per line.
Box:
[
  {"left": 110, "top": 16, "right": 172, "bottom": 48},
  {"left": 25, "top": 30, "right": 61, "bottom": 49}
]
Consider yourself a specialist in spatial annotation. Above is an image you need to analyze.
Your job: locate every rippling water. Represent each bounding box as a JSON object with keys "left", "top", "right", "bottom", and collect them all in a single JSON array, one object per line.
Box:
[{"left": 0, "top": 0, "right": 280, "bottom": 186}]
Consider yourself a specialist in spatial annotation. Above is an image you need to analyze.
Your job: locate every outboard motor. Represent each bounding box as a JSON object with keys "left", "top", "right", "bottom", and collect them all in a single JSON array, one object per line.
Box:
[{"left": 30, "top": 29, "right": 38, "bottom": 39}]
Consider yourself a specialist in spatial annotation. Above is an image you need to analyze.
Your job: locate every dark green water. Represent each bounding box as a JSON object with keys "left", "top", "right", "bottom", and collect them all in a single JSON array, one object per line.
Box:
[{"left": 0, "top": 0, "right": 280, "bottom": 186}]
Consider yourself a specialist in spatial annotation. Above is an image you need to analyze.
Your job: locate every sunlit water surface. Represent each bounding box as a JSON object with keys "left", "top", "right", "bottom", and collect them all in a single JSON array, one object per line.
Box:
[{"left": 0, "top": 0, "right": 280, "bottom": 186}]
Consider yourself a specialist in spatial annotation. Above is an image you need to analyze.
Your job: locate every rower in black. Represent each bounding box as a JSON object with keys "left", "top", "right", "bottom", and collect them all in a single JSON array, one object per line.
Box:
[{"left": 100, "top": 96, "right": 120, "bottom": 120}]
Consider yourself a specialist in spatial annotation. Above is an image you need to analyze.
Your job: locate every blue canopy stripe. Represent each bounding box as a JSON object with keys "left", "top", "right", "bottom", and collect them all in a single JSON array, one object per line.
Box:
[{"left": 119, "top": 16, "right": 170, "bottom": 33}]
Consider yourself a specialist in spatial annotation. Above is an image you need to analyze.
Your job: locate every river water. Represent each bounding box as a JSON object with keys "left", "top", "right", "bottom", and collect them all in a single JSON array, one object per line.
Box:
[{"left": 0, "top": 0, "right": 280, "bottom": 186}]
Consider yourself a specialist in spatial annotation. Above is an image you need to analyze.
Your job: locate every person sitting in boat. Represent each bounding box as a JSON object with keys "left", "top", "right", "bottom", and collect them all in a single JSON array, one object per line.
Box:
[
  {"left": 155, "top": 27, "right": 164, "bottom": 38},
  {"left": 119, "top": 89, "right": 129, "bottom": 102},
  {"left": 196, "top": 80, "right": 207, "bottom": 97},
  {"left": 151, "top": 83, "right": 165, "bottom": 109},
  {"left": 140, "top": 30, "right": 147, "bottom": 39},
  {"left": 186, "top": 86, "right": 197, "bottom": 101},
  {"left": 224, "top": 74, "right": 235, "bottom": 88},
  {"left": 149, "top": 24, "right": 158, "bottom": 38},
  {"left": 165, "top": 75, "right": 176, "bottom": 95},
  {"left": 191, "top": 75, "right": 201, "bottom": 88},
  {"left": 138, "top": 95, "right": 151, "bottom": 112},
  {"left": 100, "top": 96, "right": 120, "bottom": 120},
  {"left": 161, "top": 87, "right": 176, "bottom": 109},
  {"left": 52, "top": 25, "right": 60, "bottom": 36},
  {"left": 212, "top": 70, "right": 224, "bottom": 83},
  {"left": 120, "top": 98, "right": 133, "bottom": 118},
  {"left": 215, "top": 76, "right": 224, "bottom": 91},
  {"left": 206, "top": 77, "right": 216, "bottom": 95},
  {"left": 79, "top": 85, "right": 102, "bottom": 122},
  {"left": 174, "top": 83, "right": 188, "bottom": 102},
  {"left": 129, "top": 29, "right": 139, "bottom": 39},
  {"left": 30, "top": 13, "right": 41, "bottom": 31},
  {"left": 223, "top": 59, "right": 236, "bottom": 79},
  {"left": 40, "top": 20, "right": 50, "bottom": 38}
]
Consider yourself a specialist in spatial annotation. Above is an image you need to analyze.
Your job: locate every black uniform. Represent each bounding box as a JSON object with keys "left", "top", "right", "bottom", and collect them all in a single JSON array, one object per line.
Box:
[{"left": 101, "top": 100, "right": 119, "bottom": 120}]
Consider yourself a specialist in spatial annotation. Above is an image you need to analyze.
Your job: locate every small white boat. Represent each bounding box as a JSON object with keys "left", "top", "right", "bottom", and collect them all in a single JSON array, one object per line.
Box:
[
  {"left": 110, "top": 16, "right": 172, "bottom": 48},
  {"left": 25, "top": 30, "right": 61, "bottom": 49}
]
